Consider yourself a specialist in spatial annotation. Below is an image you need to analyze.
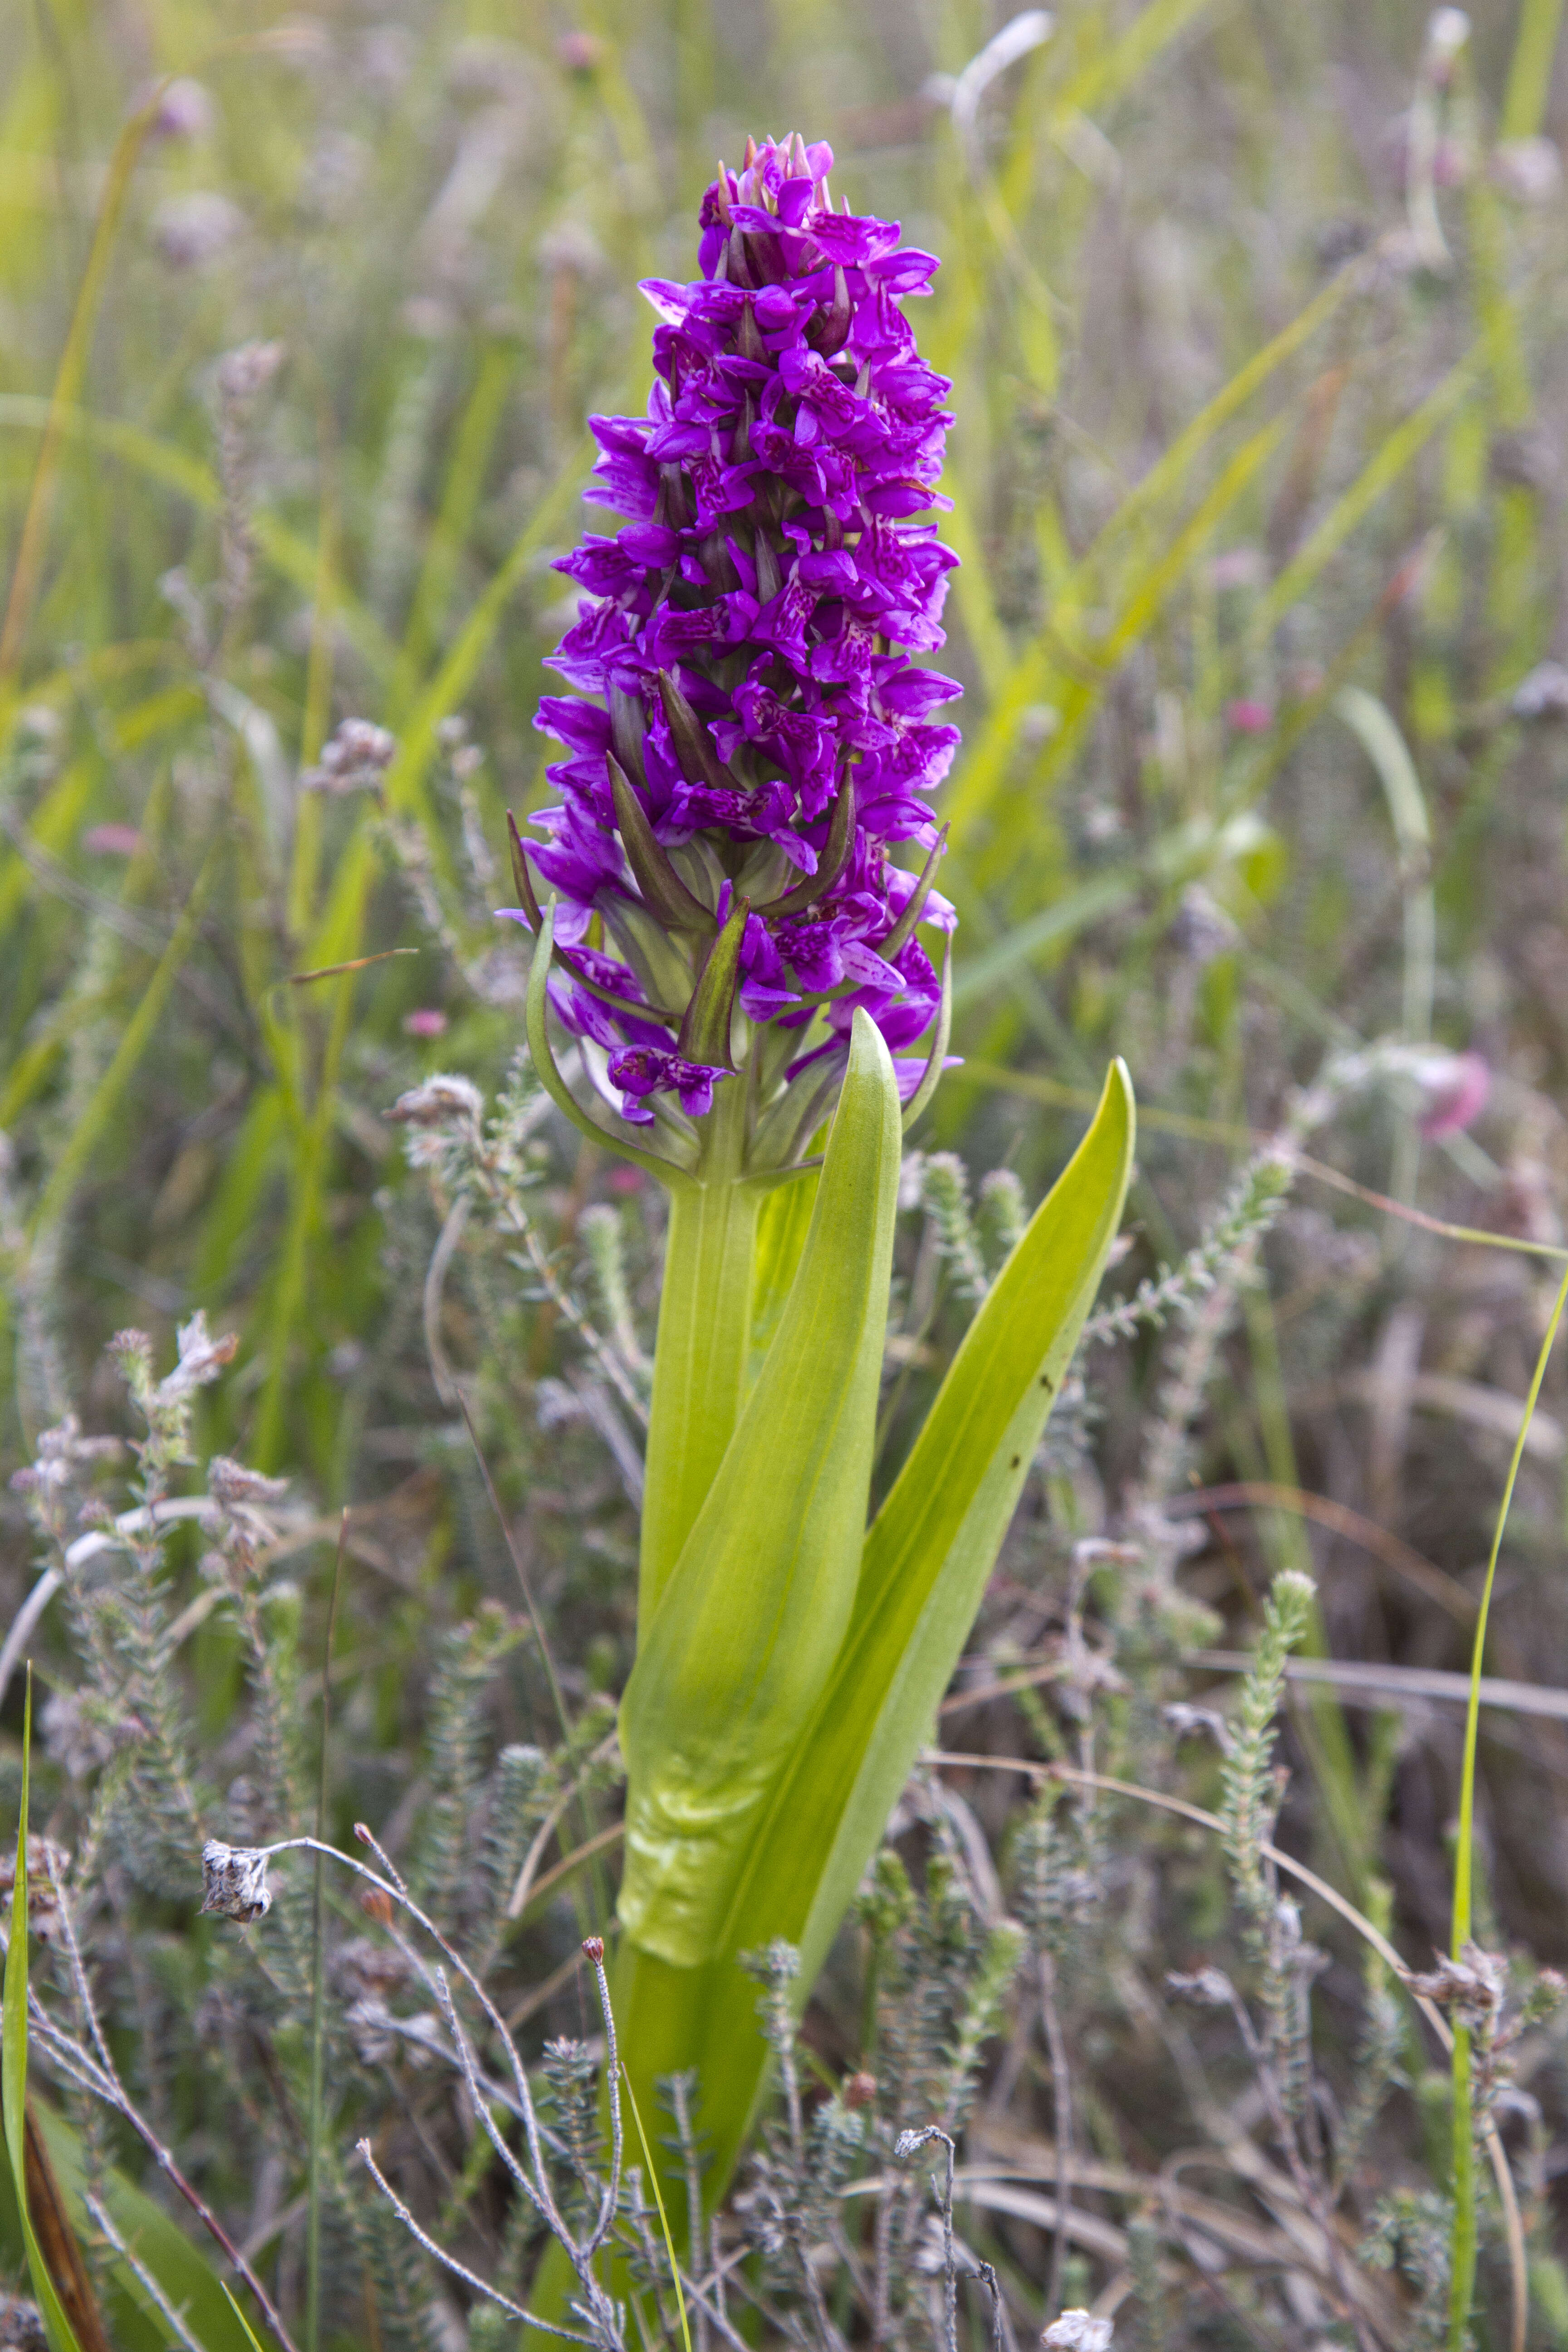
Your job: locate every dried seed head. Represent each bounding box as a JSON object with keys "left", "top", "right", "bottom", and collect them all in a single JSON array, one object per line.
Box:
[
  {"left": 843, "top": 2070, "right": 878, "bottom": 2110},
  {"left": 1042, "top": 2314, "right": 1113, "bottom": 2352},
  {"left": 303, "top": 716, "right": 397, "bottom": 794},
  {"left": 200, "top": 1839, "right": 272, "bottom": 1923},
  {"left": 0, "top": 1838, "right": 73, "bottom": 1940},
  {"left": 1406, "top": 1942, "right": 1508, "bottom": 2029},
  {"left": 1166, "top": 1966, "right": 1235, "bottom": 2009},
  {"left": 386, "top": 1074, "right": 484, "bottom": 1129},
  {"left": 208, "top": 1458, "right": 290, "bottom": 1509}
]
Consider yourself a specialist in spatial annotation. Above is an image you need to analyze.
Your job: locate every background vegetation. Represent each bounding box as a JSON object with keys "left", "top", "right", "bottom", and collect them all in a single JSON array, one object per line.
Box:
[{"left": 4, "top": 0, "right": 1568, "bottom": 2347}]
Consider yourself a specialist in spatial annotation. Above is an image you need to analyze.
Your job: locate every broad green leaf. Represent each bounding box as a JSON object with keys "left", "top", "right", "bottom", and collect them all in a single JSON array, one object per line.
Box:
[
  {"left": 20, "top": 2104, "right": 269, "bottom": 2352},
  {"left": 745, "top": 1166, "right": 819, "bottom": 1393},
  {"left": 619, "top": 1060, "right": 1135, "bottom": 2191},
  {"left": 788, "top": 1060, "right": 1135, "bottom": 1982},
  {"left": 617, "top": 1009, "right": 902, "bottom": 1967},
  {"left": 4, "top": 1673, "right": 86, "bottom": 2352}
]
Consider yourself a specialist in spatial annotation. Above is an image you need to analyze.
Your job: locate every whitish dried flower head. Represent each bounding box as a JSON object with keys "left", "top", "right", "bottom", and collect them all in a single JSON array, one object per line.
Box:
[
  {"left": 201, "top": 1839, "right": 273, "bottom": 1923},
  {"left": 157, "top": 1313, "right": 240, "bottom": 1404},
  {"left": 0, "top": 1838, "right": 73, "bottom": 1940},
  {"left": 304, "top": 716, "right": 397, "bottom": 794},
  {"left": 1042, "top": 2314, "right": 1113, "bottom": 2352},
  {"left": 208, "top": 1458, "right": 290, "bottom": 1511},
  {"left": 1406, "top": 1942, "right": 1507, "bottom": 2029},
  {"left": 152, "top": 191, "right": 245, "bottom": 268}
]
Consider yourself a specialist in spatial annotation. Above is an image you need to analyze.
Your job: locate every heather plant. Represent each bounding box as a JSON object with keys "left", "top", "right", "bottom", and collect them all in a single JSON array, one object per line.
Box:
[{"left": 5, "top": 4, "right": 1568, "bottom": 2352}]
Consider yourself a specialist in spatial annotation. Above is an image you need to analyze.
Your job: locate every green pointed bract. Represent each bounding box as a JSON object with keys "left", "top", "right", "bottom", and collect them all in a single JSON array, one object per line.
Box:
[
  {"left": 524, "top": 897, "right": 691, "bottom": 1186},
  {"left": 616, "top": 1058, "right": 1136, "bottom": 2195},
  {"left": 901, "top": 931, "right": 954, "bottom": 1134},
  {"left": 756, "top": 773, "right": 857, "bottom": 917},
  {"left": 506, "top": 809, "right": 544, "bottom": 929},
  {"left": 512, "top": 820, "right": 680, "bottom": 1024},
  {"left": 617, "top": 1009, "right": 903, "bottom": 1967},
  {"left": 608, "top": 757, "right": 718, "bottom": 936},
  {"left": 876, "top": 824, "right": 949, "bottom": 965},
  {"left": 657, "top": 669, "right": 741, "bottom": 796},
  {"left": 676, "top": 894, "right": 750, "bottom": 1071},
  {"left": 608, "top": 682, "right": 650, "bottom": 790}
]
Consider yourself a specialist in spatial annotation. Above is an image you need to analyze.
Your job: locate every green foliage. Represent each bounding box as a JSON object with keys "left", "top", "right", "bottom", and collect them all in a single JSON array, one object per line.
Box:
[
  {"left": 1218, "top": 1568, "right": 1316, "bottom": 1937},
  {"left": 618, "top": 1012, "right": 905, "bottom": 1967},
  {"left": 4, "top": 1681, "right": 85, "bottom": 2352}
]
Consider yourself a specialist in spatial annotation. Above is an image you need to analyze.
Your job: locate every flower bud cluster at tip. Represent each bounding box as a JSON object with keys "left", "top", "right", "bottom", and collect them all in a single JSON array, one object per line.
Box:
[{"left": 504, "top": 131, "right": 960, "bottom": 1144}]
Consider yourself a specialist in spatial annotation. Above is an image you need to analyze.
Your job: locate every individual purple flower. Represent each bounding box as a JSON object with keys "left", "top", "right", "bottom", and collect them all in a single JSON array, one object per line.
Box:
[
  {"left": 506, "top": 133, "right": 960, "bottom": 1164},
  {"left": 609, "top": 1047, "right": 734, "bottom": 1122}
]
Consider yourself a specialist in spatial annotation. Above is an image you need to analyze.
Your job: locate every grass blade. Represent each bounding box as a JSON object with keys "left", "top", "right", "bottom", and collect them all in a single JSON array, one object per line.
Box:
[
  {"left": 1447, "top": 1259, "right": 1568, "bottom": 2346},
  {"left": 25, "top": 844, "right": 218, "bottom": 1244},
  {"left": 4, "top": 1669, "right": 86, "bottom": 2352}
]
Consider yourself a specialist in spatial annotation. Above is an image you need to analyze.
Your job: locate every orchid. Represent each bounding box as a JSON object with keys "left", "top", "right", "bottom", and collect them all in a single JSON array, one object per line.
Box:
[
  {"left": 508, "top": 137, "right": 1136, "bottom": 2249},
  {"left": 505, "top": 131, "right": 960, "bottom": 1167}
]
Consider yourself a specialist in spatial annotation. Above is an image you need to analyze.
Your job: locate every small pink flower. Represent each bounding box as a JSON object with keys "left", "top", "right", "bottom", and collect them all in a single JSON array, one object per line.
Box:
[
  {"left": 1417, "top": 1050, "right": 1490, "bottom": 1140},
  {"left": 81, "top": 823, "right": 142, "bottom": 857},
  {"left": 1211, "top": 546, "right": 1264, "bottom": 592},
  {"left": 607, "top": 1165, "right": 646, "bottom": 1195},
  {"left": 148, "top": 77, "right": 216, "bottom": 141},
  {"left": 402, "top": 1009, "right": 448, "bottom": 1039},
  {"left": 1225, "top": 698, "right": 1274, "bottom": 735},
  {"left": 556, "top": 30, "right": 603, "bottom": 69}
]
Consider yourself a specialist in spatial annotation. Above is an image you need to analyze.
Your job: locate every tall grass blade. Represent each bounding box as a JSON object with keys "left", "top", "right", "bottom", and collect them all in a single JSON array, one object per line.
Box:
[
  {"left": 26, "top": 844, "right": 218, "bottom": 1243},
  {"left": 3, "top": 1669, "right": 86, "bottom": 2352},
  {"left": 1447, "top": 1260, "right": 1568, "bottom": 2346}
]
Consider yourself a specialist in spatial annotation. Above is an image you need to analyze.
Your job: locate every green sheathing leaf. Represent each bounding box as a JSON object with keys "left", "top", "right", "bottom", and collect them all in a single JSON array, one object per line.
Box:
[
  {"left": 789, "top": 1058, "right": 1135, "bottom": 1978},
  {"left": 745, "top": 1166, "right": 819, "bottom": 1395},
  {"left": 3, "top": 1676, "right": 86, "bottom": 2352},
  {"left": 617, "top": 1010, "right": 902, "bottom": 1967},
  {"left": 630, "top": 1061, "right": 1134, "bottom": 2193},
  {"left": 27, "top": 2103, "right": 265, "bottom": 2352}
]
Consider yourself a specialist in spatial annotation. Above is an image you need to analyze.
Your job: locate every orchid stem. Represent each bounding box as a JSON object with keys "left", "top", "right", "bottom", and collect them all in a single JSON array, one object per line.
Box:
[{"left": 639, "top": 1074, "right": 759, "bottom": 1630}]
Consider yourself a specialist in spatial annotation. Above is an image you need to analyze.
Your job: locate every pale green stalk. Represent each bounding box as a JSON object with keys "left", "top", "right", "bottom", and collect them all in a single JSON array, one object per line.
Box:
[{"left": 638, "top": 1075, "right": 760, "bottom": 1629}]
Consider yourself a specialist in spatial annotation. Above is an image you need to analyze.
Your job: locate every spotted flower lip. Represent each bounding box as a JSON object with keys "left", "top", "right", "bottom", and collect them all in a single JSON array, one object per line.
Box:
[{"left": 509, "top": 131, "right": 960, "bottom": 1157}]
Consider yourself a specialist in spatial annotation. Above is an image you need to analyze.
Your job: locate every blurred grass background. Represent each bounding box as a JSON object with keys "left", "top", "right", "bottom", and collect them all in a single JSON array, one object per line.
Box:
[{"left": 5, "top": 0, "right": 1568, "bottom": 2332}]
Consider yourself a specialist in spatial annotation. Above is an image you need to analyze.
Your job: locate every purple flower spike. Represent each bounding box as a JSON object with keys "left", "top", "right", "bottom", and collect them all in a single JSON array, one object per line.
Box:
[{"left": 511, "top": 132, "right": 960, "bottom": 1168}]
